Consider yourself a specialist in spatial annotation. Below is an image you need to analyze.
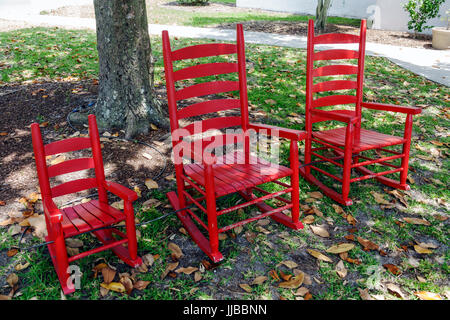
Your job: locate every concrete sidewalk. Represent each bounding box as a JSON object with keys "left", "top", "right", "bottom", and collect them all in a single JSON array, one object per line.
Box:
[{"left": 0, "top": 13, "right": 448, "bottom": 86}]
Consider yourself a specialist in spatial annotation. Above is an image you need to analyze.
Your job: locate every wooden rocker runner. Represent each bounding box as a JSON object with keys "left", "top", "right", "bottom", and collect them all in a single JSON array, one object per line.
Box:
[
  {"left": 301, "top": 19, "right": 422, "bottom": 206},
  {"left": 162, "top": 24, "right": 306, "bottom": 262},
  {"left": 31, "top": 115, "right": 142, "bottom": 294}
]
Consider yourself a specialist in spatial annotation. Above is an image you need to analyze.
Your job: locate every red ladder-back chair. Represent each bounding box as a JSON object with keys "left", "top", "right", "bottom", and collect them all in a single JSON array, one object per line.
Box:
[
  {"left": 162, "top": 24, "right": 306, "bottom": 262},
  {"left": 31, "top": 115, "right": 142, "bottom": 294},
  {"left": 301, "top": 19, "right": 422, "bottom": 206}
]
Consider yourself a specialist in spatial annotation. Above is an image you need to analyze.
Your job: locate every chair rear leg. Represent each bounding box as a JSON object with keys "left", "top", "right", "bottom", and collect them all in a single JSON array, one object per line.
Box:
[
  {"left": 124, "top": 201, "right": 138, "bottom": 262},
  {"left": 341, "top": 125, "right": 354, "bottom": 204},
  {"left": 400, "top": 114, "right": 413, "bottom": 188},
  {"left": 205, "top": 166, "right": 221, "bottom": 261},
  {"left": 289, "top": 140, "right": 301, "bottom": 225}
]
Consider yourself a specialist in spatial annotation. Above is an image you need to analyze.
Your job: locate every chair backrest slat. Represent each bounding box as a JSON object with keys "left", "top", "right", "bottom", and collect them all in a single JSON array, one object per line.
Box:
[
  {"left": 175, "top": 80, "right": 239, "bottom": 101},
  {"left": 314, "top": 49, "right": 359, "bottom": 61},
  {"left": 44, "top": 137, "right": 91, "bottom": 156},
  {"left": 47, "top": 157, "right": 95, "bottom": 178},
  {"left": 178, "top": 99, "right": 240, "bottom": 119},
  {"left": 182, "top": 116, "right": 242, "bottom": 137},
  {"left": 314, "top": 33, "right": 360, "bottom": 44},
  {"left": 313, "top": 80, "right": 358, "bottom": 93},
  {"left": 51, "top": 178, "right": 98, "bottom": 198},
  {"left": 173, "top": 62, "right": 238, "bottom": 82},
  {"left": 313, "top": 64, "right": 358, "bottom": 77},
  {"left": 312, "top": 95, "right": 357, "bottom": 108},
  {"left": 171, "top": 43, "right": 237, "bottom": 61}
]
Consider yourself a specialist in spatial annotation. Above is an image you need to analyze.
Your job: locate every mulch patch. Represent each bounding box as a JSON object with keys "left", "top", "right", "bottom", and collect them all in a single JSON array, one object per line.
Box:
[{"left": 0, "top": 80, "right": 173, "bottom": 220}]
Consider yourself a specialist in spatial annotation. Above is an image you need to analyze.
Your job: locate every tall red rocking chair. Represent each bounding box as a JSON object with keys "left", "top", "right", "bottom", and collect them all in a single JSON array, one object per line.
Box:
[
  {"left": 301, "top": 19, "right": 422, "bottom": 206},
  {"left": 31, "top": 115, "right": 142, "bottom": 294},
  {"left": 162, "top": 24, "right": 306, "bottom": 262}
]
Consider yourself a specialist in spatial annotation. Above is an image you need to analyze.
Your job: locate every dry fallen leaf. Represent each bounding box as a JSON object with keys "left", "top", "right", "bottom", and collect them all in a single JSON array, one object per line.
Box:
[
  {"left": 239, "top": 283, "right": 252, "bottom": 293},
  {"left": 302, "top": 215, "right": 315, "bottom": 224},
  {"left": 101, "top": 266, "right": 116, "bottom": 284},
  {"left": 383, "top": 264, "right": 402, "bottom": 276},
  {"left": 371, "top": 191, "right": 391, "bottom": 205},
  {"left": 144, "top": 178, "right": 158, "bottom": 189},
  {"left": 161, "top": 262, "right": 179, "bottom": 279},
  {"left": 168, "top": 242, "right": 183, "bottom": 260},
  {"left": 175, "top": 266, "right": 198, "bottom": 275},
  {"left": 278, "top": 273, "right": 304, "bottom": 289},
  {"left": 27, "top": 215, "right": 47, "bottom": 239},
  {"left": 194, "top": 271, "right": 202, "bottom": 282},
  {"left": 326, "top": 243, "right": 355, "bottom": 254},
  {"left": 6, "top": 273, "right": 18, "bottom": 287},
  {"left": 280, "top": 260, "right": 298, "bottom": 269},
  {"left": 294, "top": 287, "right": 309, "bottom": 297},
  {"left": 142, "top": 253, "right": 155, "bottom": 267},
  {"left": 307, "top": 249, "right": 332, "bottom": 263},
  {"left": 413, "top": 245, "right": 433, "bottom": 254},
  {"left": 100, "top": 282, "right": 126, "bottom": 293},
  {"left": 357, "top": 236, "right": 379, "bottom": 251},
  {"left": 310, "top": 225, "right": 329, "bottom": 238},
  {"left": 251, "top": 276, "right": 268, "bottom": 285},
  {"left": 65, "top": 238, "right": 84, "bottom": 248},
  {"left": 358, "top": 288, "right": 373, "bottom": 300},
  {"left": 133, "top": 280, "right": 150, "bottom": 291},
  {"left": 385, "top": 283, "right": 405, "bottom": 299},
  {"left": 335, "top": 260, "right": 347, "bottom": 278},
  {"left": 414, "top": 291, "right": 442, "bottom": 300},
  {"left": 120, "top": 275, "right": 134, "bottom": 295},
  {"left": 14, "top": 261, "right": 30, "bottom": 271},
  {"left": 403, "top": 217, "right": 431, "bottom": 226}
]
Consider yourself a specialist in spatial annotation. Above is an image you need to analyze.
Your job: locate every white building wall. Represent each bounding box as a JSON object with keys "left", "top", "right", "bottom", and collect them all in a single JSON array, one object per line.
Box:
[{"left": 236, "top": 0, "right": 450, "bottom": 33}]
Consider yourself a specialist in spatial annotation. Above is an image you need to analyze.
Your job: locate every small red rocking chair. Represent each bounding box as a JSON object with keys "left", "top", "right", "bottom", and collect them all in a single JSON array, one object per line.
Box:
[
  {"left": 162, "top": 24, "right": 306, "bottom": 262},
  {"left": 301, "top": 19, "right": 422, "bottom": 206},
  {"left": 31, "top": 115, "right": 142, "bottom": 294}
]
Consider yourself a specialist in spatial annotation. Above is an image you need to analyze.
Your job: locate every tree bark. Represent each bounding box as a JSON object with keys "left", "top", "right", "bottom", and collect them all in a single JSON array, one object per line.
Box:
[
  {"left": 315, "top": 0, "right": 332, "bottom": 33},
  {"left": 93, "top": 0, "right": 168, "bottom": 139}
]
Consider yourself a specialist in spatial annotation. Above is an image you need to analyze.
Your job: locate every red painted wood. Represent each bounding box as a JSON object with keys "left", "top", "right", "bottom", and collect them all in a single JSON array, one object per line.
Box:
[
  {"left": 314, "top": 33, "right": 360, "bottom": 44},
  {"left": 47, "top": 158, "right": 95, "bottom": 177},
  {"left": 312, "top": 95, "right": 357, "bottom": 108},
  {"left": 314, "top": 49, "right": 359, "bottom": 61},
  {"left": 44, "top": 137, "right": 91, "bottom": 156},
  {"left": 313, "top": 80, "right": 358, "bottom": 93},
  {"left": 173, "top": 62, "right": 238, "bottom": 81},
  {"left": 178, "top": 99, "right": 240, "bottom": 119},
  {"left": 171, "top": 43, "right": 237, "bottom": 61},
  {"left": 182, "top": 116, "right": 242, "bottom": 135},
  {"left": 30, "top": 114, "right": 142, "bottom": 293},
  {"left": 162, "top": 24, "right": 303, "bottom": 261},
  {"left": 302, "top": 19, "right": 420, "bottom": 206},
  {"left": 175, "top": 80, "right": 239, "bottom": 101},
  {"left": 312, "top": 64, "right": 358, "bottom": 77}
]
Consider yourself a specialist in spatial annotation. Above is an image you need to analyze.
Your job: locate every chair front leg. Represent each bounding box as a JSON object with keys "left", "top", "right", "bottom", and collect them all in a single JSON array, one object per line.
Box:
[
  {"left": 204, "top": 164, "right": 220, "bottom": 260},
  {"left": 400, "top": 114, "right": 413, "bottom": 187},
  {"left": 124, "top": 201, "right": 138, "bottom": 261},
  {"left": 289, "top": 140, "right": 300, "bottom": 224},
  {"left": 342, "top": 124, "right": 355, "bottom": 203},
  {"left": 51, "top": 223, "right": 72, "bottom": 293}
]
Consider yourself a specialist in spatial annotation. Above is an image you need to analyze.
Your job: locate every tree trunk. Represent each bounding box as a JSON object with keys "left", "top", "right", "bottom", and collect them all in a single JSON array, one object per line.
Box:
[
  {"left": 315, "top": 0, "right": 332, "bottom": 33},
  {"left": 93, "top": 0, "right": 168, "bottom": 139}
]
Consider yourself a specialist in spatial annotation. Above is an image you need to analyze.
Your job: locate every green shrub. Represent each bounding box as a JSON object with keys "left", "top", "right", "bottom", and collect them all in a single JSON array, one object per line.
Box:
[
  {"left": 403, "top": 0, "right": 446, "bottom": 34},
  {"left": 176, "top": 0, "right": 209, "bottom": 5}
]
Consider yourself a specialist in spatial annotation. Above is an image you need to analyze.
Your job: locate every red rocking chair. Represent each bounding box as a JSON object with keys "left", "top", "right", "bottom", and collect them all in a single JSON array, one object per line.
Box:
[
  {"left": 162, "top": 24, "right": 306, "bottom": 262},
  {"left": 301, "top": 19, "right": 422, "bottom": 206},
  {"left": 31, "top": 115, "right": 142, "bottom": 294}
]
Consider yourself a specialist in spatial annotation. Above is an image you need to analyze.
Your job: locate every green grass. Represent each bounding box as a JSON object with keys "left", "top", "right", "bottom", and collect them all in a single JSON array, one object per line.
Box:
[{"left": 0, "top": 27, "right": 449, "bottom": 300}]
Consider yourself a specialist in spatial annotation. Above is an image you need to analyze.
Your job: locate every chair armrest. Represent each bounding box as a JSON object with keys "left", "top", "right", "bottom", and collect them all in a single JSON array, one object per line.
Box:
[
  {"left": 43, "top": 199, "right": 62, "bottom": 223},
  {"left": 248, "top": 123, "right": 307, "bottom": 141},
  {"left": 311, "top": 109, "right": 359, "bottom": 124},
  {"left": 362, "top": 102, "right": 422, "bottom": 115},
  {"left": 104, "top": 181, "right": 138, "bottom": 202}
]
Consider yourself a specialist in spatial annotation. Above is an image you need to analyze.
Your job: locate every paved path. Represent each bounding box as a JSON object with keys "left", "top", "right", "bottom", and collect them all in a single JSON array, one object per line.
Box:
[{"left": 0, "top": 8, "right": 448, "bottom": 86}]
